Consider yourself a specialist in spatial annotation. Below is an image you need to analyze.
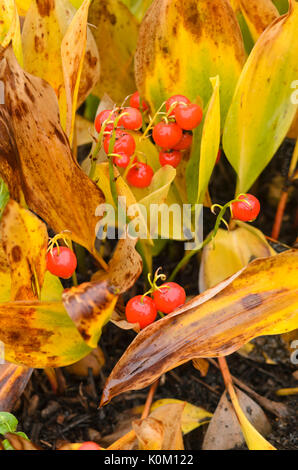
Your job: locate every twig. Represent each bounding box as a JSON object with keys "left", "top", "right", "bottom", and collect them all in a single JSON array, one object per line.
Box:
[{"left": 141, "top": 379, "right": 160, "bottom": 419}]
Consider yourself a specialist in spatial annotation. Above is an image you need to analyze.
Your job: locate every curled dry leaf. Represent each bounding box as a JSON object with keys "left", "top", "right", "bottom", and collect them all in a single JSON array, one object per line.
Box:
[
  {"left": 132, "top": 417, "right": 164, "bottom": 450},
  {"left": 202, "top": 388, "right": 271, "bottom": 450},
  {"left": 3, "top": 433, "right": 40, "bottom": 450},
  {"left": 0, "top": 363, "right": 32, "bottom": 412},
  {"left": 101, "top": 250, "right": 298, "bottom": 405},
  {"left": 64, "top": 346, "right": 105, "bottom": 378},
  {"left": 0, "top": 45, "right": 105, "bottom": 262}
]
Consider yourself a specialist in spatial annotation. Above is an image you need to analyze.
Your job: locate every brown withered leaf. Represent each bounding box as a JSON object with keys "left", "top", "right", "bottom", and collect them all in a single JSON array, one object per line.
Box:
[
  {"left": 101, "top": 250, "right": 298, "bottom": 405},
  {"left": 202, "top": 388, "right": 271, "bottom": 450},
  {"left": 132, "top": 417, "right": 164, "bottom": 450},
  {"left": 0, "top": 45, "right": 105, "bottom": 262},
  {"left": 92, "top": 238, "right": 143, "bottom": 294},
  {"left": 0, "top": 363, "right": 32, "bottom": 412},
  {"left": 4, "top": 433, "right": 40, "bottom": 450}
]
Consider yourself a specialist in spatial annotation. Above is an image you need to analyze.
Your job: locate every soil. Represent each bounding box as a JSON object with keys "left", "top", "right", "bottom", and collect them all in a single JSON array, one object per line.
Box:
[{"left": 12, "top": 139, "right": 298, "bottom": 450}]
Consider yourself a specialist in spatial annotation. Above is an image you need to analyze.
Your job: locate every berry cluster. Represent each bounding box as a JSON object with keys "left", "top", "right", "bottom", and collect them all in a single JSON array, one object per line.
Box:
[
  {"left": 94, "top": 92, "right": 154, "bottom": 188},
  {"left": 93, "top": 92, "right": 204, "bottom": 189},
  {"left": 125, "top": 270, "right": 186, "bottom": 329},
  {"left": 153, "top": 95, "right": 203, "bottom": 169}
]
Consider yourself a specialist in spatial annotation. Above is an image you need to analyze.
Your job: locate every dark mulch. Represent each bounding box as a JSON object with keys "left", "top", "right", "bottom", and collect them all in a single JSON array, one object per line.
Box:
[{"left": 12, "top": 139, "right": 298, "bottom": 450}]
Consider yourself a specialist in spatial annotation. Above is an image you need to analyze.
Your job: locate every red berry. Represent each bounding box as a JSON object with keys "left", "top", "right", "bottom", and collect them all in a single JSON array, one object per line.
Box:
[
  {"left": 78, "top": 442, "right": 102, "bottom": 451},
  {"left": 125, "top": 295, "right": 157, "bottom": 329},
  {"left": 119, "top": 107, "right": 143, "bottom": 130},
  {"left": 173, "top": 132, "right": 193, "bottom": 151},
  {"left": 46, "top": 247, "right": 77, "bottom": 279},
  {"left": 152, "top": 122, "right": 182, "bottom": 148},
  {"left": 174, "top": 103, "right": 203, "bottom": 130},
  {"left": 127, "top": 162, "right": 154, "bottom": 188},
  {"left": 231, "top": 194, "right": 261, "bottom": 222},
  {"left": 113, "top": 153, "right": 131, "bottom": 168},
  {"left": 166, "top": 95, "right": 190, "bottom": 116},
  {"left": 104, "top": 130, "right": 136, "bottom": 157},
  {"left": 130, "top": 92, "right": 148, "bottom": 112},
  {"left": 216, "top": 149, "right": 222, "bottom": 164},
  {"left": 153, "top": 282, "right": 186, "bottom": 314},
  {"left": 95, "top": 110, "right": 117, "bottom": 133},
  {"left": 159, "top": 150, "right": 182, "bottom": 168}
]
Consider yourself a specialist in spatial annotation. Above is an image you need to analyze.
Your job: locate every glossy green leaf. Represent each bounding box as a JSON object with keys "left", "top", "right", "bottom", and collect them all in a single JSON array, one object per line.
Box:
[
  {"left": 223, "top": 1, "right": 298, "bottom": 193},
  {"left": 186, "top": 76, "right": 221, "bottom": 204}
]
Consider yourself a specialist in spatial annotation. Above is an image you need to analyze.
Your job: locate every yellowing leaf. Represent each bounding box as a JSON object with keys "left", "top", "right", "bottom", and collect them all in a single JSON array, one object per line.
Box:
[
  {"left": 0, "top": 46, "right": 105, "bottom": 263},
  {"left": 272, "top": 0, "right": 289, "bottom": 14},
  {"left": 0, "top": 0, "right": 23, "bottom": 65},
  {"left": 223, "top": 1, "right": 298, "bottom": 193},
  {"left": 238, "top": 0, "right": 279, "bottom": 42},
  {"left": 121, "top": 0, "right": 153, "bottom": 22},
  {"left": 0, "top": 364, "right": 32, "bottom": 411},
  {"left": 89, "top": 0, "right": 138, "bottom": 103},
  {"left": 15, "top": 0, "right": 32, "bottom": 16},
  {"left": 186, "top": 76, "right": 221, "bottom": 204},
  {"left": 101, "top": 250, "right": 298, "bottom": 404},
  {"left": 22, "top": 0, "right": 99, "bottom": 128},
  {"left": 150, "top": 399, "right": 212, "bottom": 435},
  {"left": 199, "top": 224, "right": 276, "bottom": 291},
  {"left": 1, "top": 200, "right": 48, "bottom": 300},
  {"left": 135, "top": 0, "right": 246, "bottom": 123},
  {"left": 61, "top": 0, "right": 91, "bottom": 143}
]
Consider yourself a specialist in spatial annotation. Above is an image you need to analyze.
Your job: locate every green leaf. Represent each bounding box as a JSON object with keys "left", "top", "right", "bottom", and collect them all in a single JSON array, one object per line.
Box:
[
  {"left": 186, "top": 76, "right": 221, "bottom": 204},
  {"left": 0, "top": 412, "right": 18, "bottom": 435},
  {"left": 223, "top": 2, "right": 298, "bottom": 193}
]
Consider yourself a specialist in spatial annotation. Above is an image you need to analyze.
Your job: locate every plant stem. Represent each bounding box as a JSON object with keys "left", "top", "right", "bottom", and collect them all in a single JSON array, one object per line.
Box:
[{"left": 141, "top": 379, "right": 160, "bottom": 419}]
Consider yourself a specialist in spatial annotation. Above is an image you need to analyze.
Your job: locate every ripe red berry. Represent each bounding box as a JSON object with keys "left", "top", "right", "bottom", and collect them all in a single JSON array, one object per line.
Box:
[
  {"left": 94, "top": 109, "right": 117, "bottom": 133},
  {"left": 173, "top": 132, "right": 193, "bottom": 151},
  {"left": 130, "top": 91, "right": 148, "bottom": 112},
  {"left": 78, "top": 441, "right": 102, "bottom": 451},
  {"left": 153, "top": 282, "right": 186, "bottom": 314},
  {"left": 112, "top": 153, "right": 131, "bottom": 168},
  {"left": 127, "top": 162, "right": 154, "bottom": 188},
  {"left": 166, "top": 95, "right": 190, "bottom": 116},
  {"left": 125, "top": 295, "right": 157, "bottom": 329},
  {"left": 46, "top": 247, "right": 77, "bottom": 279},
  {"left": 159, "top": 150, "right": 182, "bottom": 168},
  {"left": 174, "top": 103, "right": 203, "bottom": 130},
  {"left": 104, "top": 130, "right": 136, "bottom": 157},
  {"left": 119, "top": 107, "right": 143, "bottom": 130},
  {"left": 231, "top": 194, "right": 261, "bottom": 222},
  {"left": 152, "top": 122, "right": 182, "bottom": 148}
]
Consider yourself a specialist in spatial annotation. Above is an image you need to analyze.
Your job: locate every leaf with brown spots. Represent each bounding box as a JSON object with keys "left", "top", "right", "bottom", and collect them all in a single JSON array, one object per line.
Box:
[
  {"left": 22, "top": 0, "right": 100, "bottom": 131},
  {"left": 0, "top": 45, "right": 105, "bottom": 263},
  {"left": 1, "top": 200, "right": 48, "bottom": 300},
  {"left": 4, "top": 433, "right": 40, "bottom": 450},
  {"left": 0, "top": 363, "right": 32, "bottom": 412},
  {"left": 89, "top": 0, "right": 139, "bottom": 103},
  {"left": 101, "top": 250, "right": 298, "bottom": 405},
  {"left": 0, "top": 0, "right": 23, "bottom": 65},
  {"left": 135, "top": 0, "right": 246, "bottom": 124}
]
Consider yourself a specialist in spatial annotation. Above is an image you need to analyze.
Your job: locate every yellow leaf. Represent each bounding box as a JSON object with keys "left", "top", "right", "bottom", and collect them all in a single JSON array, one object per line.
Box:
[
  {"left": 199, "top": 224, "right": 276, "bottom": 291},
  {"left": 223, "top": 1, "right": 298, "bottom": 193},
  {"left": 135, "top": 0, "right": 246, "bottom": 123},
  {"left": 238, "top": 0, "right": 279, "bottom": 42},
  {"left": 150, "top": 399, "right": 212, "bottom": 435},
  {"left": 186, "top": 76, "right": 221, "bottom": 204},
  {"left": 0, "top": 0, "right": 23, "bottom": 64},
  {"left": 22, "top": 0, "right": 99, "bottom": 128},
  {"left": 276, "top": 388, "right": 298, "bottom": 396},
  {"left": 15, "top": 0, "right": 32, "bottom": 16},
  {"left": 89, "top": 0, "right": 138, "bottom": 103},
  {"left": 101, "top": 250, "right": 298, "bottom": 404},
  {"left": 61, "top": 0, "right": 91, "bottom": 143}
]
